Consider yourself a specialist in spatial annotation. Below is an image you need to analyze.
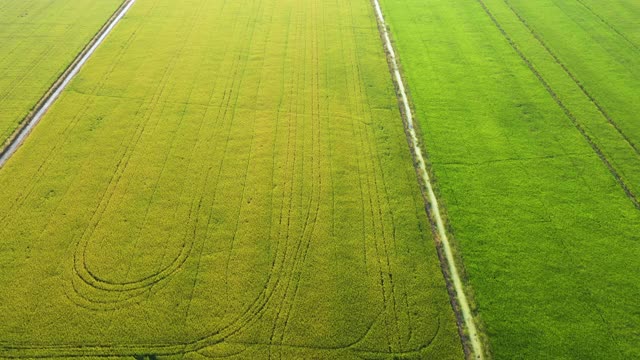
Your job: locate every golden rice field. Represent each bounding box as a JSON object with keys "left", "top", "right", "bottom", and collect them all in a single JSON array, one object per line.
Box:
[
  {"left": 0, "top": 0, "right": 463, "bottom": 358},
  {"left": 0, "top": 0, "right": 122, "bottom": 145}
]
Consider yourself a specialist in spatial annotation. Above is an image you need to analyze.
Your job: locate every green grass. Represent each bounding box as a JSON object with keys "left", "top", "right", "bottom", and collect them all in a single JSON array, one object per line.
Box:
[
  {"left": 0, "top": 0, "right": 123, "bottom": 145},
  {"left": 0, "top": 0, "right": 463, "bottom": 358},
  {"left": 379, "top": 0, "right": 640, "bottom": 358}
]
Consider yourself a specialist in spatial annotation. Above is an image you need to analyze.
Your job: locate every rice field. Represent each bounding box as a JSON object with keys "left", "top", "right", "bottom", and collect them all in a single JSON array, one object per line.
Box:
[
  {"left": 379, "top": 0, "right": 640, "bottom": 358},
  {"left": 0, "top": 0, "right": 123, "bottom": 145},
  {"left": 0, "top": 0, "right": 463, "bottom": 358},
  {"left": 2, "top": 0, "right": 639, "bottom": 359}
]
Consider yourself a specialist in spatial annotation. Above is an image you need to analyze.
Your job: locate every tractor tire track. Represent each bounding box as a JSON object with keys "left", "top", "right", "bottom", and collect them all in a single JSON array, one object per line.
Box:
[
  {"left": 341, "top": 0, "right": 395, "bottom": 350},
  {"left": 223, "top": 0, "right": 267, "bottom": 310},
  {"left": 267, "top": 1, "right": 304, "bottom": 352},
  {"left": 73, "top": 95, "right": 184, "bottom": 296},
  {"left": 73, "top": 0, "right": 204, "bottom": 295},
  {"left": 177, "top": 11, "right": 252, "bottom": 323},
  {"left": 81, "top": 0, "right": 210, "bottom": 300},
  {"left": 353, "top": 1, "right": 407, "bottom": 350},
  {"left": 275, "top": 12, "right": 325, "bottom": 350},
  {"left": 268, "top": 3, "right": 324, "bottom": 356},
  {"left": 167, "top": 0, "right": 244, "bottom": 335}
]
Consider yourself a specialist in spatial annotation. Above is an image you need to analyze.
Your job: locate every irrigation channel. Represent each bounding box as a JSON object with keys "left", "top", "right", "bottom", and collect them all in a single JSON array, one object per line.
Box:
[
  {"left": 370, "top": 0, "right": 484, "bottom": 358},
  {"left": 0, "top": 0, "right": 137, "bottom": 168}
]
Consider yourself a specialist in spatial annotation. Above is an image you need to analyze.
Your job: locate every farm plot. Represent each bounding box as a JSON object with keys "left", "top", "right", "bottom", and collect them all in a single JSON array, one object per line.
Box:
[
  {"left": 572, "top": 0, "right": 640, "bottom": 48},
  {"left": 379, "top": 0, "right": 640, "bottom": 358},
  {"left": 0, "top": 0, "right": 464, "bottom": 358},
  {"left": 0, "top": 0, "right": 124, "bottom": 146},
  {"left": 486, "top": 0, "right": 640, "bottom": 206}
]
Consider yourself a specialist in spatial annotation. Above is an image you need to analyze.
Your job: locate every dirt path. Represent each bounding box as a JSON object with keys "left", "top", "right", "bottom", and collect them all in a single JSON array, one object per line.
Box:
[
  {"left": 0, "top": 0, "right": 137, "bottom": 168},
  {"left": 369, "top": 0, "right": 484, "bottom": 358}
]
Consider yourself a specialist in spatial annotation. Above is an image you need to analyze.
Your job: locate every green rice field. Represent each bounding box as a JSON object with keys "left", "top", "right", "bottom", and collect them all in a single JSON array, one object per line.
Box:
[{"left": 379, "top": 0, "right": 640, "bottom": 358}]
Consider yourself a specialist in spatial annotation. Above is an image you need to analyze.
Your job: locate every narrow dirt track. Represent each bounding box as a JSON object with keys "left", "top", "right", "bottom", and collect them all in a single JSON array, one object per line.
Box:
[
  {"left": 0, "top": 0, "right": 137, "bottom": 168},
  {"left": 369, "top": 0, "right": 484, "bottom": 358}
]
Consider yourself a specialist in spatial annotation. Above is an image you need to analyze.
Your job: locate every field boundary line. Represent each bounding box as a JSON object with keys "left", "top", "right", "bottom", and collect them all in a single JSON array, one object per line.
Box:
[
  {"left": 369, "top": 0, "right": 484, "bottom": 358},
  {"left": 0, "top": 0, "right": 137, "bottom": 168}
]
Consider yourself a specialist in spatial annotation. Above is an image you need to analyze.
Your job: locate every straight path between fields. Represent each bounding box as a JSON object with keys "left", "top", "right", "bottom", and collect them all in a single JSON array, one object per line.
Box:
[
  {"left": 0, "top": 0, "right": 137, "bottom": 168},
  {"left": 370, "top": 0, "right": 484, "bottom": 358}
]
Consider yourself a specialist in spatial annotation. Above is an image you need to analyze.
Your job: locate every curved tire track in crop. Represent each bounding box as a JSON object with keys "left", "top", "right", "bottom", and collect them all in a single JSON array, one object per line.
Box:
[
  {"left": 1, "top": 0, "right": 451, "bottom": 357},
  {"left": 68, "top": 0, "right": 214, "bottom": 310}
]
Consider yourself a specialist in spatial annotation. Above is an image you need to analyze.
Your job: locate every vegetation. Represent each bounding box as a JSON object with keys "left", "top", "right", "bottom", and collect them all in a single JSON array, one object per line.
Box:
[
  {"left": 379, "top": 0, "right": 640, "bottom": 358},
  {"left": 0, "top": 0, "right": 123, "bottom": 145},
  {"left": 0, "top": 0, "right": 463, "bottom": 358}
]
